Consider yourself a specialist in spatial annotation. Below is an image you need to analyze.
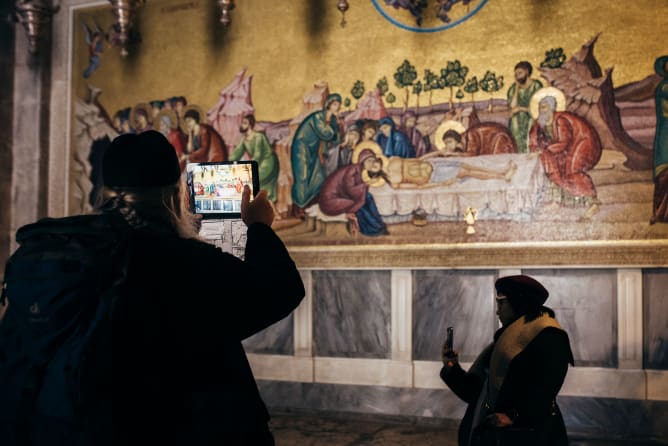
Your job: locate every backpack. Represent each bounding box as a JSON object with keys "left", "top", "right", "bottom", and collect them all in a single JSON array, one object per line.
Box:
[{"left": 0, "top": 213, "right": 131, "bottom": 446}]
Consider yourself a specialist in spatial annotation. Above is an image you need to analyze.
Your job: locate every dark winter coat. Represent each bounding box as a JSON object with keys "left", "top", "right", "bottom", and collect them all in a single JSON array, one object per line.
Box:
[
  {"left": 441, "top": 312, "right": 574, "bottom": 446},
  {"left": 112, "top": 221, "right": 305, "bottom": 445}
]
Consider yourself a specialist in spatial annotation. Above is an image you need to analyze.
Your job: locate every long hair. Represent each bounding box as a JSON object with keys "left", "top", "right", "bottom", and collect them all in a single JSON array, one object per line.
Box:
[{"left": 95, "top": 180, "right": 199, "bottom": 239}]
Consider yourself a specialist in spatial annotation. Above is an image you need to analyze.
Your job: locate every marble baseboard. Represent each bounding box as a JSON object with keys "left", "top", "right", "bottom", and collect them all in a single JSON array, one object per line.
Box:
[
  {"left": 413, "top": 360, "right": 471, "bottom": 390},
  {"left": 559, "top": 395, "right": 668, "bottom": 441},
  {"left": 247, "top": 355, "right": 668, "bottom": 400},
  {"left": 247, "top": 354, "right": 313, "bottom": 382},
  {"left": 258, "top": 381, "right": 466, "bottom": 420},
  {"left": 647, "top": 370, "right": 668, "bottom": 401},
  {"left": 314, "top": 357, "right": 413, "bottom": 388},
  {"left": 561, "top": 367, "right": 646, "bottom": 399},
  {"left": 258, "top": 381, "right": 668, "bottom": 441}
]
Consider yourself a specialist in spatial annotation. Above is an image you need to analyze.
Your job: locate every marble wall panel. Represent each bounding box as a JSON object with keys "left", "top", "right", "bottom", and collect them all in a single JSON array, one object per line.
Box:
[
  {"left": 413, "top": 270, "right": 497, "bottom": 362},
  {"left": 644, "top": 269, "right": 668, "bottom": 370},
  {"left": 313, "top": 270, "right": 391, "bottom": 358},
  {"left": 523, "top": 269, "right": 617, "bottom": 367},
  {"left": 242, "top": 314, "right": 294, "bottom": 355}
]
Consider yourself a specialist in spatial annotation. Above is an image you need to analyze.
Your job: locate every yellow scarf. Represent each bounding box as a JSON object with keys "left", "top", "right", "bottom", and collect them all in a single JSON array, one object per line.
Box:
[{"left": 488, "top": 313, "right": 562, "bottom": 406}]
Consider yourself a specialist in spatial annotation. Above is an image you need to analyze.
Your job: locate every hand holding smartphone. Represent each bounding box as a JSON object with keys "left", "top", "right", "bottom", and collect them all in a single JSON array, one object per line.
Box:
[{"left": 442, "top": 326, "right": 457, "bottom": 364}]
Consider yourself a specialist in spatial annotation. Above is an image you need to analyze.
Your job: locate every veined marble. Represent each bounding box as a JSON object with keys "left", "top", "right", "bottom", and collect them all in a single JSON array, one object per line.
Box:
[
  {"left": 242, "top": 314, "right": 294, "bottom": 355},
  {"left": 523, "top": 269, "right": 617, "bottom": 367},
  {"left": 644, "top": 269, "right": 668, "bottom": 369},
  {"left": 413, "top": 270, "right": 496, "bottom": 363},
  {"left": 313, "top": 270, "right": 391, "bottom": 358}
]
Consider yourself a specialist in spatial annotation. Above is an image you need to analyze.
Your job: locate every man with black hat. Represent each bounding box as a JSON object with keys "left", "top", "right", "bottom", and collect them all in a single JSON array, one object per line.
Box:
[
  {"left": 102, "top": 130, "right": 305, "bottom": 445},
  {"left": 440, "top": 275, "right": 573, "bottom": 446},
  {"left": 2, "top": 130, "right": 304, "bottom": 445}
]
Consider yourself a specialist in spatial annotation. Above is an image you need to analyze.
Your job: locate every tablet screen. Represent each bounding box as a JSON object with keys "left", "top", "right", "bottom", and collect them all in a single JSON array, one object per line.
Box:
[{"left": 186, "top": 160, "right": 259, "bottom": 219}]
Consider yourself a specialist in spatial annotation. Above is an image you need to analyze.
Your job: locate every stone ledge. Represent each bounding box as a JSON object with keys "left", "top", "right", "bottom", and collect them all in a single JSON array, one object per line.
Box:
[
  {"left": 247, "top": 354, "right": 314, "bottom": 382},
  {"left": 315, "top": 357, "right": 413, "bottom": 388}
]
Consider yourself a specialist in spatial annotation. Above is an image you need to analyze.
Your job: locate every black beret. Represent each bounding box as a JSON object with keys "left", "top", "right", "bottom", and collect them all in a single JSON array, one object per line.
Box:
[
  {"left": 103, "top": 130, "right": 181, "bottom": 188},
  {"left": 495, "top": 275, "right": 549, "bottom": 310}
]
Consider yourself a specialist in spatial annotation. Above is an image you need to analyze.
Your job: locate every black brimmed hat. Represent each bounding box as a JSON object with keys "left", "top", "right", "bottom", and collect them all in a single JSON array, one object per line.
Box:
[
  {"left": 495, "top": 275, "right": 549, "bottom": 313},
  {"left": 103, "top": 130, "right": 180, "bottom": 188}
]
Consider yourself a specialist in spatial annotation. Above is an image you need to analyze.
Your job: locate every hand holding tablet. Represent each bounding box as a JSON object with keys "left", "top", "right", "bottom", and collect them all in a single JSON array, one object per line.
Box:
[{"left": 186, "top": 160, "right": 260, "bottom": 219}]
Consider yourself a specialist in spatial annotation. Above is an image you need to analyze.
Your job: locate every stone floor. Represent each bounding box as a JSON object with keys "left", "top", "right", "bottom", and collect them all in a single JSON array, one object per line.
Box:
[{"left": 269, "top": 412, "right": 668, "bottom": 446}]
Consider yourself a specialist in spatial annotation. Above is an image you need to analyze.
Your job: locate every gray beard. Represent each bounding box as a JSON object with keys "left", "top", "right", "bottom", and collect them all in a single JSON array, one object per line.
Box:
[{"left": 537, "top": 112, "right": 551, "bottom": 128}]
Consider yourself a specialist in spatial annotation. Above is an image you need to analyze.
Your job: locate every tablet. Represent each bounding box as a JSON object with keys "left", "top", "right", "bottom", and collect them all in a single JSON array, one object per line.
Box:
[{"left": 186, "top": 160, "right": 259, "bottom": 219}]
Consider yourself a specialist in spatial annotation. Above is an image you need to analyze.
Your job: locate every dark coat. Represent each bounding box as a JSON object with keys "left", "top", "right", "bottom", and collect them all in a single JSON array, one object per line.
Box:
[
  {"left": 113, "top": 221, "right": 305, "bottom": 445},
  {"left": 441, "top": 318, "right": 574, "bottom": 446}
]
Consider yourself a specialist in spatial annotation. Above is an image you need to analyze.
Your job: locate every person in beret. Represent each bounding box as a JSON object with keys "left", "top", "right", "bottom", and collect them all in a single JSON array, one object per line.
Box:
[
  {"left": 99, "top": 131, "right": 305, "bottom": 445},
  {"left": 440, "top": 275, "right": 574, "bottom": 446}
]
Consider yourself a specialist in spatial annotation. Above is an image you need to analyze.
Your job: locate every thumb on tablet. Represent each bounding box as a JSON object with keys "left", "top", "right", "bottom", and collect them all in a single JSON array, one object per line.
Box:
[{"left": 241, "top": 187, "right": 273, "bottom": 227}]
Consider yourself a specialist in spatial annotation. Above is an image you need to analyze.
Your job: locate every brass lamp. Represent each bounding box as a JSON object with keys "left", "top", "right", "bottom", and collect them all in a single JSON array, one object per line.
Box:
[
  {"left": 14, "top": 0, "right": 59, "bottom": 54},
  {"left": 218, "top": 0, "right": 235, "bottom": 26},
  {"left": 108, "top": 0, "right": 144, "bottom": 57},
  {"left": 337, "top": 0, "right": 349, "bottom": 27}
]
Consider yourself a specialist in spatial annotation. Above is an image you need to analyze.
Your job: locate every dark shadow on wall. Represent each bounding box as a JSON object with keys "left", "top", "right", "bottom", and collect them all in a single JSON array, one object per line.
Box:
[
  {"left": 207, "top": 0, "right": 232, "bottom": 42},
  {"left": 206, "top": 0, "right": 232, "bottom": 72},
  {"left": 528, "top": 0, "right": 562, "bottom": 34},
  {"left": 118, "top": 9, "right": 145, "bottom": 79},
  {"left": 304, "top": 0, "right": 330, "bottom": 52}
]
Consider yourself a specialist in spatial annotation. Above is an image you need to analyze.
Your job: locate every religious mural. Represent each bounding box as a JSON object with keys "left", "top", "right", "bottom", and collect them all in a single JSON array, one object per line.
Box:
[{"left": 69, "top": 0, "right": 668, "bottom": 248}]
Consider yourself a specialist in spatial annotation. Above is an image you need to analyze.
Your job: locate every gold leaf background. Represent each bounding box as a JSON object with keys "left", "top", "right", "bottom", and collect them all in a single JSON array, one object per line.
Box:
[{"left": 73, "top": 0, "right": 667, "bottom": 122}]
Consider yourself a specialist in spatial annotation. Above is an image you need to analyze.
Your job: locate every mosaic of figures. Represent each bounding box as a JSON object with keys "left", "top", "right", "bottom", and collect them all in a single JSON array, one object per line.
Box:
[{"left": 72, "top": 35, "right": 668, "bottom": 242}]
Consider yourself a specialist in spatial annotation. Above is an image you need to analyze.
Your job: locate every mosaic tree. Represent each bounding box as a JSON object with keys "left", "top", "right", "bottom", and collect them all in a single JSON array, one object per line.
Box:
[
  {"left": 541, "top": 47, "right": 567, "bottom": 69},
  {"left": 386, "top": 92, "right": 397, "bottom": 107},
  {"left": 412, "top": 80, "right": 423, "bottom": 115},
  {"left": 351, "top": 80, "right": 365, "bottom": 107},
  {"left": 456, "top": 88, "right": 464, "bottom": 108},
  {"left": 480, "top": 70, "right": 504, "bottom": 112},
  {"left": 423, "top": 68, "right": 440, "bottom": 109},
  {"left": 394, "top": 59, "right": 418, "bottom": 111},
  {"left": 440, "top": 60, "right": 468, "bottom": 111},
  {"left": 377, "top": 76, "right": 389, "bottom": 97},
  {"left": 464, "top": 75, "right": 479, "bottom": 107}
]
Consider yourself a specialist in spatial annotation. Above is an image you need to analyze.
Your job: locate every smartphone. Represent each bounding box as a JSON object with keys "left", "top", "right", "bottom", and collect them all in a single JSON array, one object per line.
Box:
[
  {"left": 186, "top": 160, "right": 260, "bottom": 219},
  {"left": 446, "top": 326, "right": 454, "bottom": 351}
]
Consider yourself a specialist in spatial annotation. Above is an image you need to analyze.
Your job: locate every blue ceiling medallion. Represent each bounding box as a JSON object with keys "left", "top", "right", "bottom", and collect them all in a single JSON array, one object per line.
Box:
[{"left": 371, "top": 0, "right": 488, "bottom": 33}]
